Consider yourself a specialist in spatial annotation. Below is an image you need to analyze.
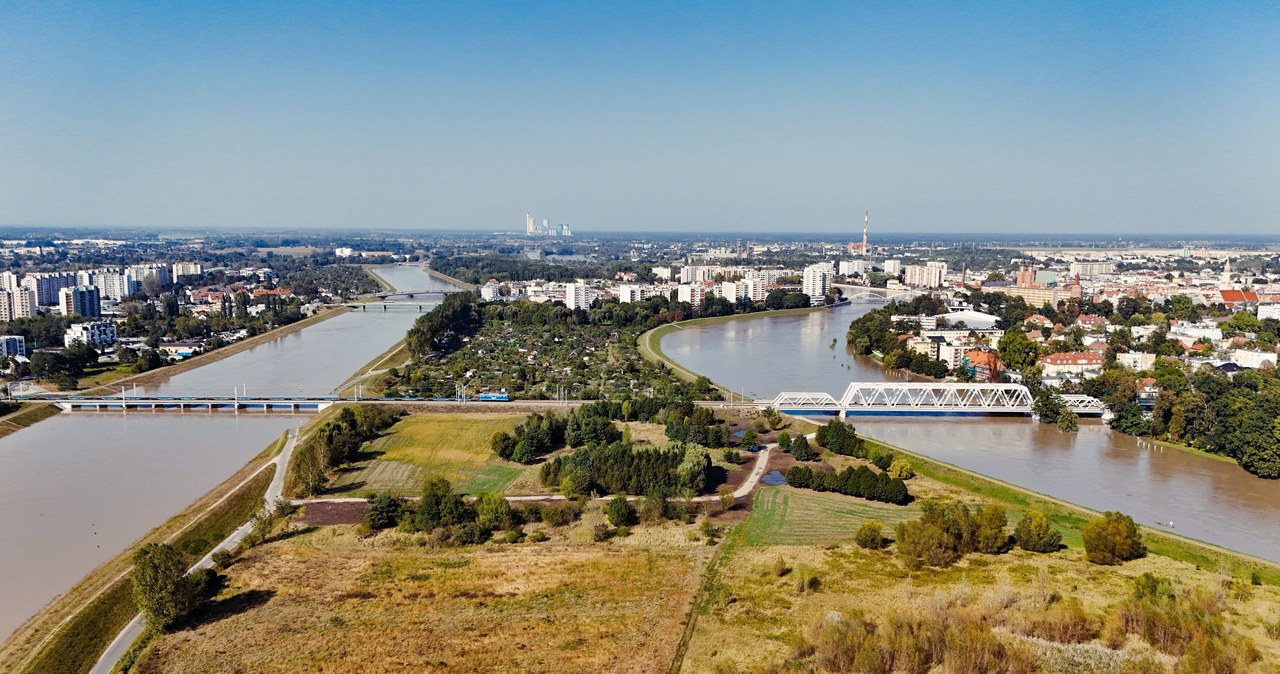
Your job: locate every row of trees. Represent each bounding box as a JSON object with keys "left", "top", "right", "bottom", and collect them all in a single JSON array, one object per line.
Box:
[
  {"left": 290, "top": 406, "right": 404, "bottom": 496},
  {"left": 784, "top": 464, "right": 911, "bottom": 505}
]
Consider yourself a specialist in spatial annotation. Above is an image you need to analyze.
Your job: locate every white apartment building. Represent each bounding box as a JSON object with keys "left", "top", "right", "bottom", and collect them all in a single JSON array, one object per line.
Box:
[
  {"left": 0, "top": 271, "right": 19, "bottom": 293},
  {"left": 126, "top": 263, "right": 172, "bottom": 286},
  {"left": 0, "top": 288, "right": 37, "bottom": 322},
  {"left": 676, "top": 284, "right": 707, "bottom": 307},
  {"left": 883, "top": 260, "right": 902, "bottom": 275},
  {"left": 97, "top": 272, "right": 140, "bottom": 300},
  {"left": 21, "top": 271, "right": 77, "bottom": 305},
  {"left": 563, "top": 282, "right": 593, "bottom": 311},
  {"left": 741, "top": 278, "right": 767, "bottom": 301},
  {"left": 652, "top": 266, "right": 673, "bottom": 281},
  {"left": 1259, "top": 304, "right": 1280, "bottom": 320},
  {"left": 1231, "top": 349, "right": 1277, "bottom": 369},
  {"left": 1070, "top": 261, "right": 1116, "bottom": 276},
  {"left": 0, "top": 335, "right": 26, "bottom": 358},
  {"left": 802, "top": 264, "right": 830, "bottom": 304},
  {"left": 172, "top": 262, "right": 204, "bottom": 279},
  {"left": 838, "top": 260, "right": 868, "bottom": 276},
  {"left": 1117, "top": 352, "right": 1157, "bottom": 370},
  {"left": 335, "top": 247, "right": 355, "bottom": 257},
  {"left": 679, "top": 265, "right": 718, "bottom": 284},
  {"left": 719, "top": 281, "right": 749, "bottom": 301},
  {"left": 64, "top": 320, "right": 118, "bottom": 348},
  {"left": 903, "top": 264, "right": 945, "bottom": 288}
]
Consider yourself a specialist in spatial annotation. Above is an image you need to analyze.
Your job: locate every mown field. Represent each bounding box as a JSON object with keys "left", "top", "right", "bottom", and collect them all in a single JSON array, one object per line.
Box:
[
  {"left": 330, "top": 413, "right": 527, "bottom": 496},
  {"left": 128, "top": 523, "right": 714, "bottom": 674}
]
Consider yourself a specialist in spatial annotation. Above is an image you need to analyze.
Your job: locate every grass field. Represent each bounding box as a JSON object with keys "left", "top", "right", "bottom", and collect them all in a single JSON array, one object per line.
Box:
[
  {"left": 330, "top": 413, "right": 525, "bottom": 496},
  {"left": 129, "top": 524, "right": 712, "bottom": 674},
  {"left": 740, "top": 487, "right": 921, "bottom": 547},
  {"left": 0, "top": 403, "right": 61, "bottom": 440}
]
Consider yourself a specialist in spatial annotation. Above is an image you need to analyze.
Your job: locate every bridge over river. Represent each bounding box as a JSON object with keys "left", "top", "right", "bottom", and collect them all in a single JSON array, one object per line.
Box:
[{"left": 766, "top": 382, "right": 1108, "bottom": 418}]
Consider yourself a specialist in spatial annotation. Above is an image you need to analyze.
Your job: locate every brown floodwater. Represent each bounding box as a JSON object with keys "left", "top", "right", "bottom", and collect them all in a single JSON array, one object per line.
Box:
[
  {"left": 0, "top": 265, "right": 441, "bottom": 639},
  {"left": 661, "top": 302, "right": 1280, "bottom": 562}
]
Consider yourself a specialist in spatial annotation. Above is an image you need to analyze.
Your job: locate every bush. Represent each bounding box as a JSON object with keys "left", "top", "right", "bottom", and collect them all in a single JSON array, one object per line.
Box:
[
  {"left": 475, "top": 493, "right": 517, "bottom": 531},
  {"left": 1016, "top": 597, "right": 1096, "bottom": 643},
  {"left": 363, "top": 491, "right": 404, "bottom": 530},
  {"left": 974, "top": 505, "right": 1008, "bottom": 555},
  {"left": 887, "top": 457, "right": 914, "bottom": 480},
  {"left": 605, "top": 495, "right": 636, "bottom": 527},
  {"left": 211, "top": 548, "right": 234, "bottom": 570},
  {"left": 896, "top": 501, "right": 1007, "bottom": 569},
  {"left": 777, "top": 431, "right": 791, "bottom": 450},
  {"left": 451, "top": 521, "right": 489, "bottom": 546},
  {"left": 592, "top": 523, "right": 613, "bottom": 542},
  {"left": 540, "top": 502, "right": 581, "bottom": 527},
  {"left": 131, "top": 543, "right": 208, "bottom": 631},
  {"left": 1083, "top": 511, "right": 1146, "bottom": 565},
  {"left": 722, "top": 449, "right": 741, "bottom": 464},
  {"left": 854, "top": 521, "right": 884, "bottom": 550},
  {"left": 528, "top": 531, "right": 549, "bottom": 543},
  {"left": 790, "top": 435, "right": 817, "bottom": 461},
  {"left": 1013, "top": 509, "right": 1061, "bottom": 553}
]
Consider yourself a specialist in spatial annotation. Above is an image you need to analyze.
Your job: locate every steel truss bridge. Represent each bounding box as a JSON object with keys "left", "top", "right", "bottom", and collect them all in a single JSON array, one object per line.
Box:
[{"left": 765, "top": 382, "right": 1108, "bottom": 418}]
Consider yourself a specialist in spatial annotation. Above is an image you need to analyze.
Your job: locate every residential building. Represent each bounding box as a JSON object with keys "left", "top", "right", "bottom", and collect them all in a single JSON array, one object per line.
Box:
[
  {"left": 741, "top": 278, "right": 767, "bottom": 301},
  {"left": 903, "top": 264, "right": 945, "bottom": 288},
  {"left": 563, "top": 282, "right": 593, "bottom": 311},
  {"left": 882, "top": 260, "right": 902, "bottom": 275},
  {"left": 59, "top": 286, "right": 102, "bottom": 318},
  {"left": 0, "top": 335, "right": 26, "bottom": 358},
  {"left": 1041, "top": 351, "right": 1105, "bottom": 377},
  {"left": 97, "top": 272, "right": 141, "bottom": 300},
  {"left": 335, "top": 247, "right": 355, "bottom": 257},
  {"left": 64, "top": 320, "right": 118, "bottom": 348},
  {"left": 1117, "top": 352, "right": 1156, "bottom": 371},
  {"left": 802, "top": 264, "right": 830, "bottom": 304},
  {"left": 720, "top": 281, "right": 748, "bottom": 301},
  {"left": 1231, "top": 349, "right": 1277, "bottom": 369},
  {"left": 838, "top": 260, "right": 868, "bottom": 276},
  {"left": 21, "top": 271, "right": 77, "bottom": 305},
  {"left": 1069, "top": 261, "right": 1116, "bottom": 276},
  {"left": 652, "top": 266, "right": 674, "bottom": 280},
  {"left": 0, "top": 288, "right": 37, "bottom": 322},
  {"left": 676, "top": 284, "right": 707, "bottom": 307},
  {"left": 126, "top": 263, "right": 172, "bottom": 287},
  {"left": 1259, "top": 304, "right": 1280, "bottom": 320},
  {"left": 964, "top": 349, "right": 1005, "bottom": 382},
  {"left": 171, "top": 262, "right": 204, "bottom": 279}
]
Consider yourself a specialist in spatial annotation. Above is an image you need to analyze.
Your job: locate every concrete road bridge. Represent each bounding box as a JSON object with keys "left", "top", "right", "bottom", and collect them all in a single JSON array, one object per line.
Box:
[
  {"left": 832, "top": 284, "right": 931, "bottom": 302},
  {"left": 764, "top": 382, "right": 1108, "bottom": 418},
  {"left": 374, "top": 289, "right": 463, "bottom": 299}
]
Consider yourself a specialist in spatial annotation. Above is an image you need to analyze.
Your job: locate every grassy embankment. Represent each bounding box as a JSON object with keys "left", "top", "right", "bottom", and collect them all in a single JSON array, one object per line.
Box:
[
  {"left": 0, "top": 433, "right": 289, "bottom": 674},
  {"left": 0, "top": 402, "right": 63, "bottom": 440},
  {"left": 422, "top": 264, "right": 478, "bottom": 290}
]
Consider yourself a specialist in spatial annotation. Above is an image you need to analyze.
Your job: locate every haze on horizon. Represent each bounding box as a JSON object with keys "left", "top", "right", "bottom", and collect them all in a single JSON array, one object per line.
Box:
[{"left": 1, "top": 2, "right": 1278, "bottom": 236}]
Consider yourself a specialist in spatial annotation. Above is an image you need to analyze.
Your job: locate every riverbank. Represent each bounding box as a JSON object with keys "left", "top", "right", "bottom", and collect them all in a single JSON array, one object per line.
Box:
[
  {"left": 638, "top": 305, "right": 834, "bottom": 400},
  {"left": 423, "top": 264, "right": 477, "bottom": 290},
  {"left": 0, "top": 431, "right": 291, "bottom": 674},
  {"left": 860, "top": 433, "right": 1280, "bottom": 583},
  {"left": 79, "top": 306, "right": 350, "bottom": 396},
  {"left": 0, "top": 403, "right": 62, "bottom": 441}
]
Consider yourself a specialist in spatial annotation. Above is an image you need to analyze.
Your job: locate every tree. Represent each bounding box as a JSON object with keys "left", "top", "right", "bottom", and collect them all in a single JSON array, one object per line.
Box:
[
  {"left": 132, "top": 543, "right": 209, "bottom": 631},
  {"left": 1083, "top": 511, "right": 1146, "bottom": 565},
  {"left": 854, "top": 521, "right": 884, "bottom": 550},
  {"left": 363, "top": 491, "right": 404, "bottom": 530},
  {"left": 605, "top": 495, "right": 636, "bottom": 527},
  {"left": 790, "top": 435, "right": 816, "bottom": 461},
  {"left": 1056, "top": 409, "right": 1079, "bottom": 432},
  {"left": 1014, "top": 510, "right": 1061, "bottom": 553},
  {"left": 740, "top": 429, "right": 758, "bottom": 449},
  {"left": 415, "top": 477, "right": 470, "bottom": 531},
  {"left": 997, "top": 330, "right": 1039, "bottom": 372},
  {"left": 887, "top": 457, "right": 914, "bottom": 480},
  {"left": 777, "top": 431, "right": 791, "bottom": 451},
  {"left": 476, "top": 493, "right": 516, "bottom": 531},
  {"left": 974, "top": 505, "right": 1008, "bottom": 554}
]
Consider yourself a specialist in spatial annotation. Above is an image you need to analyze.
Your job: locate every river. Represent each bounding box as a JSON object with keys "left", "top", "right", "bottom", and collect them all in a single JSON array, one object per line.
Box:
[
  {"left": 0, "top": 264, "right": 440, "bottom": 639},
  {"left": 661, "top": 302, "right": 1280, "bottom": 563}
]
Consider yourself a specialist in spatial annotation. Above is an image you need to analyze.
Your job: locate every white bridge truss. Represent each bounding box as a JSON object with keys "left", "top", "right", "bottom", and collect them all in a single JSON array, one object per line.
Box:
[{"left": 765, "top": 382, "right": 1106, "bottom": 417}]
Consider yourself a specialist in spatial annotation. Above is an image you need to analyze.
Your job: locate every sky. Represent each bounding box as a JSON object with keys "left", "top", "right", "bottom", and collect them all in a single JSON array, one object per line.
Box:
[{"left": 1, "top": 2, "right": 1279, "bottom": 236}]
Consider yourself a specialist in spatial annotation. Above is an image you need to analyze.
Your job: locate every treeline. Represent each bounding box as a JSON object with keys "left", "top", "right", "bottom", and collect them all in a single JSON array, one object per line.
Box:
[
  {"left": 276, "top": 263, "right": 381, "bottom": 299},
  {"left": 664, "top": 406, "right": 729, "bottom": 448},
  {"left": 540, "top": 441, "right": 712, "bottom": 497},
  {"left": 784, "top": 464, "right": 910, "bottom": 505},
  {"left": 290, "top": 406, "right": 404, "bottom": 496},
  {"left": 361, "top": 477, "right": 586, "bottom": 545},
  {"left": 1070, "top": 362, "right": 1280, "bottom": 478},
  {"left": 431, "top": 255, "right": 612, "bottom": 284},
  {"left": 405, "top": 291, "right": 482, "bottom": 357}
]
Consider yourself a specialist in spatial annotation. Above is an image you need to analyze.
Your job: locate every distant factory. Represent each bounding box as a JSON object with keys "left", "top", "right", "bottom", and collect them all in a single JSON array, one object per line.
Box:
[{"left": 524, "top": 213, "right": 572, "bottom": 237}]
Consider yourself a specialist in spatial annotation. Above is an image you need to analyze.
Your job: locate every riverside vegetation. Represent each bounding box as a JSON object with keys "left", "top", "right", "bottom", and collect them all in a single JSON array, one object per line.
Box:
[{"left": 108, "top": 408, "right": 1280, "bottom": 673}]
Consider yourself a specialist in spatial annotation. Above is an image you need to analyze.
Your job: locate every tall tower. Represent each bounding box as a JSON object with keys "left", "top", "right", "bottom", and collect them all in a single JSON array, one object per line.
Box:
[
  {"left": 525, "top": 213, "right": 534, "bottom": 235},
  {"left": 862, "top": 210, "right": 869, "bottom": 257}
]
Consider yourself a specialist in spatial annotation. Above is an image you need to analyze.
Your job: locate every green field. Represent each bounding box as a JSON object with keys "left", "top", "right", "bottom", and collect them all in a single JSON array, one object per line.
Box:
[
  {"left": 740, "top": 486, "right": 921, "bottom": 547},
  {"left": 331, "top": 413, "right": 525, "bottom": 496}
]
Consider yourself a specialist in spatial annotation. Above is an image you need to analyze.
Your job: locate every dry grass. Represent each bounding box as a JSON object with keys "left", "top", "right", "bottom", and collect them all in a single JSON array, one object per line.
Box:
[
  {"left": 131, "top": 524, "right": 712, "bottom": 674},
  {"left": 331, "top": 413, "right": 525, "bottom": 496},
  {"left": 622, "top": 421, "right": 669, "bottom": 446}
]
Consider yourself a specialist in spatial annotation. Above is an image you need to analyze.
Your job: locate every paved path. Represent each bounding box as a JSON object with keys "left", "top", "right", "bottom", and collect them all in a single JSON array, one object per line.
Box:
[{"left": 89, "top": 428, "right": 300, "bottom": 674}]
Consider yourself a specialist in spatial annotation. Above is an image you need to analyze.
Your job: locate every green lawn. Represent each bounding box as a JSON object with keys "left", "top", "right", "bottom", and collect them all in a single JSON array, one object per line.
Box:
[
  {"left": 331, "top": 414, "right": 525, "bottom": 496},
  {"left": 740, "top": 486, "right": 920, "bottom": 547}
]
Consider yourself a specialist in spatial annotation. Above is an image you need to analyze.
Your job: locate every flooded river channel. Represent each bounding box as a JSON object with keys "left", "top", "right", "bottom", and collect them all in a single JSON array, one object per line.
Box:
[
  {"left": 661, "top": 302, "right": 1280, "bottom": 562},
  {"left": 0, "top": 265, "right": 438, "bottom": 639}
]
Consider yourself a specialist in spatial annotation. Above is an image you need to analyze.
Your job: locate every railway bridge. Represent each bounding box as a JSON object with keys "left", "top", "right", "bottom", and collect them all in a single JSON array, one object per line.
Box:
[{"left": 765, "top": 382, "right": 1108, "bottom": 418}]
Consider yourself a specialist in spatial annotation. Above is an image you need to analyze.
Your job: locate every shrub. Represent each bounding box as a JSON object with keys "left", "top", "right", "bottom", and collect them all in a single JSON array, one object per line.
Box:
[
  {"left": 211, "top": 549, "right": 234, "bottom": 570},
  {"left": 592, "top": 523, "right": 613, "bottom": 542},
  {"left": 539, "top": 502, "right": 581, "bottom": 527},
  {"left": 503, "top": 529, "right": 524, "bottom": 544},
  {"left": 974, "top": 505, "right": 1008, "bottom": 555},
  {"left": 451, "top": 521, "right": 489, "bottom": 546},
  {"left": 475, "top": 493, "right": 517, "bottom": 531},
  {"left": 777, "top": 431, "right": 791, "bottom": 450},
  {"left": 1016, "top": 597, "right": 1096, "bottom": 643},
  {"left": 887, "top": 457, "right": 914, "bottom": 480},
  {"left": 528, "top": 531, "right": 549, "bottom": 543},
  {"left": 605, "top": 495, "right": 636, "bottom": 527},
  {"left": 773, "top": 557, "right": 791, "bottom": 576},
  {"left": 1013, "top": 509, "right": 1061, "bottom": 553},
  {"left": 790, "top": 435, "right": 817, "bottom": 461},
  {"left": 854, "top": 521, "right": 884, "bottom": 550},
  {"left": 722, "top": 449, "right": 741, "bottom": 464},
  {"left": 363, "top": 491, "right": 404, "bottom": 530},
  {"left": 1083, "top": 511, "right": 1146, "bottom": 565}
]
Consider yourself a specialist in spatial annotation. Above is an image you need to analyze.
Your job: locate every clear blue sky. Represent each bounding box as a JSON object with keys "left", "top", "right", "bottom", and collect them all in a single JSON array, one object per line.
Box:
[{"left": 1, "top": 2, "right": 1278, "bottom": 235}]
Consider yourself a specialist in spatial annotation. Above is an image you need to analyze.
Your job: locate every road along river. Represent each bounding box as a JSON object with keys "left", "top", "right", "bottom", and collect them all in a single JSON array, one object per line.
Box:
[
  {"left": 0, "top": 265, "right": 440, "bottom": 639},
  {"left": 659, "top": 301, "right": 1280, "bottom": 563}
]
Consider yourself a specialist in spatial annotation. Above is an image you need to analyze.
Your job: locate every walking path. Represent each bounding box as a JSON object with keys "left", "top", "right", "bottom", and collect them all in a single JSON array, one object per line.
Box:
[{"left": 89, "top": 428, "right": 300, "bottom": 674}]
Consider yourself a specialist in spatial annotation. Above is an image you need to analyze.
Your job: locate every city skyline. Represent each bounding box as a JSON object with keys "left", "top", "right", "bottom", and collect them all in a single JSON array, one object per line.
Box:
[{"left": 2, "top": 2, "right": 1279, "bottom": 234}]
